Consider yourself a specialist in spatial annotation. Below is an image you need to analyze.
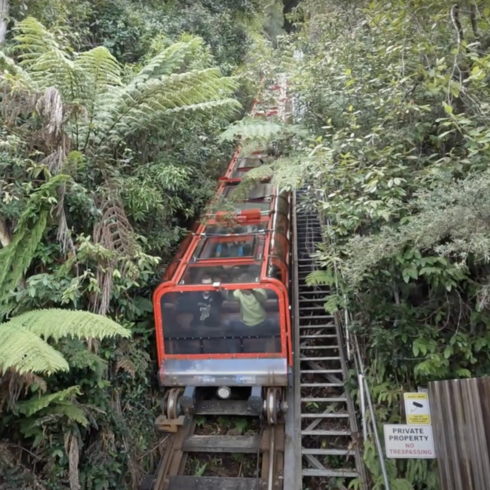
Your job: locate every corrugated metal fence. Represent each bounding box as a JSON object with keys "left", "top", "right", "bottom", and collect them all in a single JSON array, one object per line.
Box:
[{"left": 428, "top": 377, "right": 490, "bottom": 490}]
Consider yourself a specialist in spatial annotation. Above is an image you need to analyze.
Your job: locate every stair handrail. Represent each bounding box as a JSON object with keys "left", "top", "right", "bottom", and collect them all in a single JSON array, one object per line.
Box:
[{"left": 322, "top": 214, "right": 391, "bottom": 490}]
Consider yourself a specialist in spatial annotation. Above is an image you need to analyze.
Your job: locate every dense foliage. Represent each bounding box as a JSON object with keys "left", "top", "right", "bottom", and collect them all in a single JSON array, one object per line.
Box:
[
  {"left": 0, "top": 1, "right": 284, "bottom": 488},
  {"left": 260, "top": 0, "right": 490, "bottom": 488},
  {"left": 6, "top": 0, "right": 489, "bottom": 488}
]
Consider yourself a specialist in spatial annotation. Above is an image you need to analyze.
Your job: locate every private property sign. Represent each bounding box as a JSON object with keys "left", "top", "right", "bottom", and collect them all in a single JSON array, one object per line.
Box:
[{"left": 384, "top": 424, "right": 435, "bottom": 459}]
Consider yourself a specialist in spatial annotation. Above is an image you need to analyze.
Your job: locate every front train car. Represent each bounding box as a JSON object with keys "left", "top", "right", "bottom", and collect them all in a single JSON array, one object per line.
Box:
[{"left": 153, "top": 77, "right": 291, "bottom": 429}]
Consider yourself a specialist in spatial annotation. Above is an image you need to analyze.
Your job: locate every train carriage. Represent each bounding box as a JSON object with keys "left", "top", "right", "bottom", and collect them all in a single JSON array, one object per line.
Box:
[{"left": 153, "top": 77, "right": 291, "bottom": 427}]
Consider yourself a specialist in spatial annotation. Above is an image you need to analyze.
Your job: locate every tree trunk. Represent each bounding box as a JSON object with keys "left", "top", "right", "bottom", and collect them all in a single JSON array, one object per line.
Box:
[
  {"left": 0, "top": 0, "right": 9, "bottom": 45},
  {"left": 0, "top": 217, "right": 11, "bottom": 247}
]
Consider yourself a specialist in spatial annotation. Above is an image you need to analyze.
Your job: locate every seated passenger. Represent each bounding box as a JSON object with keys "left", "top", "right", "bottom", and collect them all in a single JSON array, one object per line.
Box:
[
  {"left": 215, "top": 241, "right": 244, "bottom": 258},
  {"left": 228, "top": 273, "right": 276, "bottom": 330},
  {"left": 178, "top": 276, "right": 223, "bottom": 328}
]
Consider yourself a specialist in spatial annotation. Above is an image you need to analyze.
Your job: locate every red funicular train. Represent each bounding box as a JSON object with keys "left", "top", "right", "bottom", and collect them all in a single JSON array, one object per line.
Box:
[{"left": 153, "top": 76, "right": 291, "bottom": 427}]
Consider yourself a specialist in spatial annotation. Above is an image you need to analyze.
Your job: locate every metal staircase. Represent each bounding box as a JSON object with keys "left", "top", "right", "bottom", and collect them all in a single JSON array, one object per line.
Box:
[{"left": 292, "top": 189, "right": 368, "bottom": 489}]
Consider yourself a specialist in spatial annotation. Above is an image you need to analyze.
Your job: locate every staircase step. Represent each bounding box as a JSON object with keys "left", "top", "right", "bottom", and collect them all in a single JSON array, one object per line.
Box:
[
  {"left": 301, "top": 413, "right": 349, "bottom": 418},
  {"left": 302, "top": 448, "right": 354, "bottom": 456},
  {"left": 302, "top": 469, "right": 358, "bottom": 478},
  {"left": 300, "top": 334, "right": 338, "bottom": 339},
  {"left": 300, "top": 382, "right": 344, "bottom": 387},
  {"left": 301, "top": 397, "right": 347, "bottom": 403},
  {"left": 300, "top": 357, "right": 341, "bottom": 361},
  {"left": 300, "top": 346, "right": 339, "bottom": 350},
  {"left": 300, "top": 370, "right": 343, "bottom": 374},
  {"left": 299, "top": 325, "right": 336, "bottom": 329},
  {"left": 298, "top": 306, "right": 330, "bottom": 311},
  {"left": 302, "top": 429, "right": 351, "bottom": 436},
  {"left": 299, "top": 315, "right": 334, "bottom": 320}
]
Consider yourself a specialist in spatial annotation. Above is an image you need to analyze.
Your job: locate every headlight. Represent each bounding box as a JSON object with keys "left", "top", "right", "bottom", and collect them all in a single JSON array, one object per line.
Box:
[{"left": 217, "top": 386, "right": 231, "bottom": 399}]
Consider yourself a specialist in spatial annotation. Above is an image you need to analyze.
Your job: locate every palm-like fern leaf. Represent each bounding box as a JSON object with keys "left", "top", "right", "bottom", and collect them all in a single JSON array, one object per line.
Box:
[
  {"left": 7, "top": 309, "right": 131, "bottom": 342},
  {"left": 131, "top": 37, "right": 204, "bottom": 85},
  {"left": 14, "top": 385, "right": 81, "bottom": 417},
  {"left": 219, "top": 117, "right": 285, "bottom": 143},
  {"left": 0, "top": 325, "right": 69, "bottom": 375},
  {"left": 13, "top": 18, "right": 79, "bottom": 100},
  {"left": 0, "top": 309, "right": 130, "bottom": 375},
  {"left": 93, "top": 68, "right": 239, "bottom": 145}
]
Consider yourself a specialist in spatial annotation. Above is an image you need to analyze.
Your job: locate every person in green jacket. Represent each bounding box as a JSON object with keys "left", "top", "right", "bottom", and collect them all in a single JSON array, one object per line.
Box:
[{"left": 228, "top": 273, "right": 276, "bottom": 330}]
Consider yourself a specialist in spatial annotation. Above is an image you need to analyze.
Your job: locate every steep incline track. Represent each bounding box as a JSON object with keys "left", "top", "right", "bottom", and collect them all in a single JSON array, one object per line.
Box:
[
  {"left": 292, "top": 189, "right": 368, "bottom": 490},
  {"left": 149, "top": 402, "right": 284, "bottom": 490}
]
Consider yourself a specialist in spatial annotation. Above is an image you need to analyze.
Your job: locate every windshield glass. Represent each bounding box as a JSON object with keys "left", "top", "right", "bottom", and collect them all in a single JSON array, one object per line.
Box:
[{"left": 161, "top": 286, "right": 281, "bottom": 355}]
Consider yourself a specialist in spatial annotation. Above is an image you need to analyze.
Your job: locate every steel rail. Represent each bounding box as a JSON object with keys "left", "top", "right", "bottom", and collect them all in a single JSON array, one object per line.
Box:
[{"left": 150, "top": 414, "right": 285, "bottom": 490}]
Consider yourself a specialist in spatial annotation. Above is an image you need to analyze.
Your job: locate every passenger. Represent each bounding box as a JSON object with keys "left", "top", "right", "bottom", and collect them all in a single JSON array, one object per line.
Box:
[
  {"left": 215, "top": 241, "right": 244, "bottom": 258},
  {"left": 179, "top": 276, "right": 223, "bottom": 328},
  {"left": 229, "top": 273, "right": 270, "bottom": 329}
]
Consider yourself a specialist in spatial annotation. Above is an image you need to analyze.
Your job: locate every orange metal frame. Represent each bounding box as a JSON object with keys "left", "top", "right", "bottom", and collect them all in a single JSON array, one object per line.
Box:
[{"left": 152, "top": 84, "right": 293, "bottom": 369}]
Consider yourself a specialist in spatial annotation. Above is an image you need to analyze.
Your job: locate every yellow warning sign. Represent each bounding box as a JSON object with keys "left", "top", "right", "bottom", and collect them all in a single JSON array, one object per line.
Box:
[{"left": 404, "top": 393, "right": 431, "bottom": 425}]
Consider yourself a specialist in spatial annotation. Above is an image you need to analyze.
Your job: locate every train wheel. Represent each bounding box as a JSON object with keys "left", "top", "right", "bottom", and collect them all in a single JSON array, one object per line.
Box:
[
  {"left": 265, "top": 388, "right": 282, "bottom": 425},
  {"left": 166, "top": 388, "right": 183, "bottom": 420}
]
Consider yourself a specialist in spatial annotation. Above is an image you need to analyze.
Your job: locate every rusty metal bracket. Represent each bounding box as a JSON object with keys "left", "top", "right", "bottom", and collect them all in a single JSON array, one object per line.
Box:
[{"left": 155, "top": 414, "right": 186, "bottom": 433}]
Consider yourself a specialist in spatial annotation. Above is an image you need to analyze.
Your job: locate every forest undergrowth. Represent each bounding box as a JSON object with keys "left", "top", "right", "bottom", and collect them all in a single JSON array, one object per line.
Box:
[{"left": 3, "top": 1, "right": 490, "bottom": 489}]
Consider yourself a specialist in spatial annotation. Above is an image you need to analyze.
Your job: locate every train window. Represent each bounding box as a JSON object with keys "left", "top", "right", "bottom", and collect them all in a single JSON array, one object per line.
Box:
[
  {"left": 182, "top": 265, "right": 261, "bottom": 285},
  {"left": 192, "top": 236, "right": 255, "bottom": 260},
  {"left": 161, "top": 287, "right": 281, "bottom": 355},
  {"left": 224, "top": 183, "right": 273, "bottom": 201},
  {"left": 216, "top": 183, "right": 274, "bottom": 213},
  {"left": 205, "top": 223, "right": 267, "bottom": 235},
  {"left": 230, "top": 157, "right": 273, "bottom": 179}
]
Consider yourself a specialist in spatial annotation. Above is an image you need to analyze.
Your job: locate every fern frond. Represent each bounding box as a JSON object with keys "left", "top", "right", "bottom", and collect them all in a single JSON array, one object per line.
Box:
[
  {"left": 240, "top": 163, "right": 274, "bottom": 182},
  {"left": 13, "top": 17, "right": 80, "bottom": 100},
  {"left": 0, "top": 325, "right": 69, "bottom": 375},
  {"left": 13, "top": 17, "right": 61, "bottom": 63},
  {"left": 5, "top": 309, "right": 131, "bottom": 342},
  {"left": 50, "top": 402, "right": 88, "bottom": 426},
  {"left": 0, "top": 309, "right": 129, "bottom": 375},
  {"left": 61, "top": 343, "right": 107, "bottom": 374},
  {"left": 131, "top": 38, "right": 204, "bottom": 85},
  {"left": 90, "top": 68, "right": 239, "bottom": 145},
  {"left": 220, "top": 117, "right": 285, "bottom": 143},
  {"left": 74, "top": 47, "right": 122, "bottom": 112},
  {"left": 14, "top": 386, "right": 81, "bottom": 417},
  {"left": 306, "top": 270, "right": 335, "bottom": 286},
  {"left": 0, "top": 51, "right": 35, "bottom": 90}
]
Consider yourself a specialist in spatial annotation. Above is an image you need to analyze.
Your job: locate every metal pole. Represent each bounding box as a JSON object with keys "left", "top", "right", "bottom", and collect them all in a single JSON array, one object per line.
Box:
[
  {"left": 268, "top": 426, "right": 275, "bottom": 490},
  {"left": 364, "top": 375, "right": 391, "bottom": 490},
  {"left": 344, "top": 300, "right": 351, "bottom": 360},
  {"left": 359, "top": 374, "right": 367, "bottom": 442}
]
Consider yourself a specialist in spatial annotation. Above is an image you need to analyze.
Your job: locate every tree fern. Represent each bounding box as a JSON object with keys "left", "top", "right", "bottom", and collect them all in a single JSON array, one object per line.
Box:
[
  {"left": 0, "top": 309, "right": 131, "bottom": 375},
  {"left": 9, "top": 19, "right": 241, "bottom": 153}
]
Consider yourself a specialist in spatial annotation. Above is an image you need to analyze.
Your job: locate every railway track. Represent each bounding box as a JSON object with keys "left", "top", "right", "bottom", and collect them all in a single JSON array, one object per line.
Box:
[{"left": 148, "top": 401, "right": 284, "bottom": 490}]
